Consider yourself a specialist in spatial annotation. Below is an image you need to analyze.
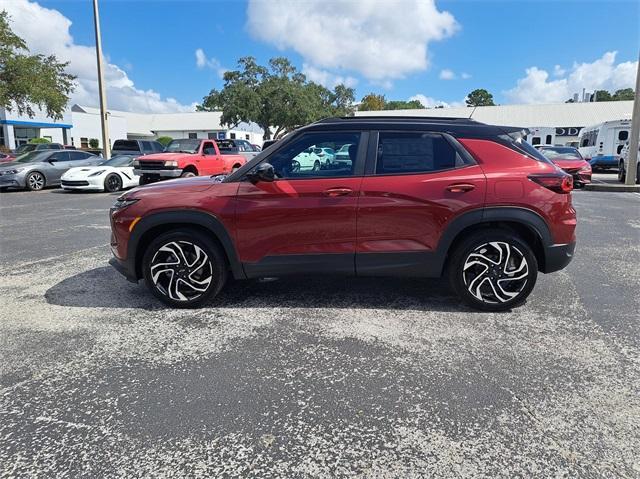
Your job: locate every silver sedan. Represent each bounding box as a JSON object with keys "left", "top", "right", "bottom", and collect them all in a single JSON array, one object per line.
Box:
[{"left": 0, "top": 150, "right": 102, "bottom": 191}]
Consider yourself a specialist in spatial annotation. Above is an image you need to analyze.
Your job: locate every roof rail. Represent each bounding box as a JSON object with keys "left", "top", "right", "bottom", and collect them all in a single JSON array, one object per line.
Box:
[{"left": 316, "top": 116, "right": 482, "bottom": 124}]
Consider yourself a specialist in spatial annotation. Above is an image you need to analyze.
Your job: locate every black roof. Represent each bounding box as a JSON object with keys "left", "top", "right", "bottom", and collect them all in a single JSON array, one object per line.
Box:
[{"left": 304, "top": 115, "right": 523, "bottom": 138}]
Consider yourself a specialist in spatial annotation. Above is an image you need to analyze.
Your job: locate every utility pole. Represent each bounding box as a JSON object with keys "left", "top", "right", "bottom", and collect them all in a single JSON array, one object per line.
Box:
[
  {"left": 92, "top": 0, "right": 110, "bottom": 159},
  {"left": 626, "top": 51, "right": 640, "bottom": 186}
]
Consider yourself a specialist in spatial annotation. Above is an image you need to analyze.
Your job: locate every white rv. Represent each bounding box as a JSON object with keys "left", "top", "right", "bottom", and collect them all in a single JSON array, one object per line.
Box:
[
  {"left": 577, "top": 119, "right": 632, "bottom": 170},
  {"left": 523, "top": 127, "right": 556, "bottom": 147}
]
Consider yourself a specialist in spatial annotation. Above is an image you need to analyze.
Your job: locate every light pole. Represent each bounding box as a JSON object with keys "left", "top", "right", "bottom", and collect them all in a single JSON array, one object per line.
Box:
[
  {"left": 625, "top": 51, "right": 640, "bottom": 186},
  {"left": 92, "top": 0, "right": 110, "bottom": 159}
]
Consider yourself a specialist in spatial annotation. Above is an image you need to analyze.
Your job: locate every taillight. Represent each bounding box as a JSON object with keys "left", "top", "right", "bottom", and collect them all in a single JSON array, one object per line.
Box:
[{"left": 528, "top": 173, "right": 573, "bottom": 194}]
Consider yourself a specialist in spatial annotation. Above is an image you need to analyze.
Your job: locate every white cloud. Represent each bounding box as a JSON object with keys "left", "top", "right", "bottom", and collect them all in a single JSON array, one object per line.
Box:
[
  {"left": 505, "top": 51, "right": 638, "bottom": 104},
  {"left": 247, "top": 0, "right": 458, "bottom": 84},
  {"left": 409, "top": 94, "right": 465, "bottom": 109},
  {"left": 4, "top": 0, "right": 195, "bottom": 113},
  {"left": 461, "top": 72, "right": 471, "bottom": 80},
  {"left": 195, "top": 48, "right": 227, "bottom": 78},
  {"left": 302, "top": 64, "right": 358, "bottom": 89},
  {"left": 439, "top": 69, "right": 456, "bottom": 80}
]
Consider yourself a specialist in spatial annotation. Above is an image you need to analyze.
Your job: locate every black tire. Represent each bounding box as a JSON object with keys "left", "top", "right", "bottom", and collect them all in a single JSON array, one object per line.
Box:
[
  {"left": 232, "top": 164, "right": 241, "bottom": 172},
  {"left": 142, "top": 229, "right": 227, "bottom": 308},
  {"left": 447, "top": 229, "right": 538, "bottom": 311},
  {"left": 313, "top": 160, "right": 321, "bottom": 172},
  {"left": 181, "top": 170, "right": 197, "bottom": 178},
  {"left": 636, "top": 164, "right": 640, "bottom": 185},
  {"left": 618, "top": 163, "right": 626, "bottom": 183},
  {"left": 25, "top": 171, "right": 46, "bottom": 191},
  {"left": 104, "top": 173, "right": 123, "bottom": 192}
]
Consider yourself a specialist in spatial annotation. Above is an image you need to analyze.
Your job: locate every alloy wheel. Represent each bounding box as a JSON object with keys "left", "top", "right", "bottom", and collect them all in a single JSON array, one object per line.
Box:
[
  {"left": 105, "top": 174, "right": 122, "bottom": 192},
  {"left": 149, "top": 240, "right": 213, "bottom": 302},
  {"left": 27, "top": 172, "right": 45, "bottom": 190},
  {"left": 462, "top": 241, "right": 529, "bottom": 304}
]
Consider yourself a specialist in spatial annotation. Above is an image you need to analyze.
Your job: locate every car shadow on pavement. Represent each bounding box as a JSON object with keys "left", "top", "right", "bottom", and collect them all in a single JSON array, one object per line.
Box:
[{"left": 44, "top": 266, "right": 478, "bottom": 313}]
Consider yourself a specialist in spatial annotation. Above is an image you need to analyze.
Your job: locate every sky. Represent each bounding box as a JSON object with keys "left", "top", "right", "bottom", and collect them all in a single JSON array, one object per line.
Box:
[{"left": 3, "top": 0, "right": 639, "bottom": 113}]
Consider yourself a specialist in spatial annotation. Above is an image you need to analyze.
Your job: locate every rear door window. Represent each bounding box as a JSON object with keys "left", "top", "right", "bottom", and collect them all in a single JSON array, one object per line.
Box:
[{"left": 375, "top": 132, "right": 465, "bottom": 174}]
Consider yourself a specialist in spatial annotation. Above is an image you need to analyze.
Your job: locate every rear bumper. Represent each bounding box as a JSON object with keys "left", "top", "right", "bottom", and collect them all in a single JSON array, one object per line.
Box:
[
  {"left": 541, "top": 241, "right": 576, "bottom": 274},
  {"left": 134, "top": 168, "right": 182, "bottom": 177}
]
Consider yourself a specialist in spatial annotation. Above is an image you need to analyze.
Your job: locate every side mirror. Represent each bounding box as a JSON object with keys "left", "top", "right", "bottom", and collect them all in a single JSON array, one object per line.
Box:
[{"left": 247, "top": 163, "right": 275, "bottom": 183}]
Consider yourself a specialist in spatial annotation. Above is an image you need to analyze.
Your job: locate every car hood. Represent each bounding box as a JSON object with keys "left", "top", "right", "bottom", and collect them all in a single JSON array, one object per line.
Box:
[
  {"left": 63, "top": 166, "right": 112, "bottom": 178},
  {"left": 138, "top": 152, "right": 191, "bottom": 161},
  {"left": 126, "top": 175, "right": 221, "bottom": 198},
  {"left": 0, "top": 161, "right": 38, "bottom": 170},
  {"left": 552, "top": 158, "right": 588, "bottom": 169}
]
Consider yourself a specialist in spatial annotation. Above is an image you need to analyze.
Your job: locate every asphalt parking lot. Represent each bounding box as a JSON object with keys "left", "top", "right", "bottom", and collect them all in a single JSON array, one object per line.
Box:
[{"left": 1, "top": 184, "right": 639, "bottom": 478}]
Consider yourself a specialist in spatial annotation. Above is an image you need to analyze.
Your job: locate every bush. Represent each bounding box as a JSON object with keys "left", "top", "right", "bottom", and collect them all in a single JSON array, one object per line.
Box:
[
  {"left": 28, "top": 137, "right": 51, "bottom": 144},
  {"left": 156, "top": 136, "right": 173, "bottom": 147},
  {"left": 89, "top": 138, "right": 100, "bottom": 148}
]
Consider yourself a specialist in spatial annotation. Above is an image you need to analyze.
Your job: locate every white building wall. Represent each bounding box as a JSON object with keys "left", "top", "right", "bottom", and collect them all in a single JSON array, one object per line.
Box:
[{"left": 69, "top": 111, "right": 128, "bottom": 148}]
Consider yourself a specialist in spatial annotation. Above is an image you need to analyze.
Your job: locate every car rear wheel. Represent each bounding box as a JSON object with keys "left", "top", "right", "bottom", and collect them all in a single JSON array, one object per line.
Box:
[
  {"left": 25, "top": 171, "right": 45, "bottom": 191},
  {"left": 104, "top": 173, "right": 122, "bottom": 192},
  {"left": 142, "top": 229, "right": 227, "bottom": 308},
  {"left": 448, "top": 229, "right": 538, "bottom": 311},
  {"left": 618, "top": 162, "right": 626, "bottom": 183}
]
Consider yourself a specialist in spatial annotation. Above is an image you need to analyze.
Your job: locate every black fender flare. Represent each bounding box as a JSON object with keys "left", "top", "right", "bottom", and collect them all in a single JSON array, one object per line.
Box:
[
  {"left": 128, "top": 209, "right": 245, "bottom": 280},
  {"left": 433, "top": 206, "right": 553, "bottom": 273}
]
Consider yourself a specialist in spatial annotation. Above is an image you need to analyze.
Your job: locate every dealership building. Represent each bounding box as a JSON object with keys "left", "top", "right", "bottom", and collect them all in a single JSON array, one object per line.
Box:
[
  {"left": 355, "top": 100, "right": 634, "bottom": 146},
  {"left": 0, "top": 105, "right": 264, "bottom": 150}
]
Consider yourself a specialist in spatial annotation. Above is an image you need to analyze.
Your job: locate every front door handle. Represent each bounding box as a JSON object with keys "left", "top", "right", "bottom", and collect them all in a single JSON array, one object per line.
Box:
[
  {"left": 446, "top": 183, "right": 476, "bottom": 193},
  {"left": 323, "top": 187, "right": 352, "bottom": 197}
]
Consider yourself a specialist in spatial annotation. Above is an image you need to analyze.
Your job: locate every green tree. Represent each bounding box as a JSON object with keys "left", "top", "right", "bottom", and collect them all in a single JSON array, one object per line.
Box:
[
  {"left": 593, "top": 90, "right": 612, "bottom": 102},
  {"left": 0, "top": 11, "right": 75, "bottom": 120},
  {"left": 465, "top": 89, "right": 495, "bottom": 107},
  {"left": 89, "top": 138, "right": 99, "bottom": 148},
  {"left": 358, "top": 93, "right": 386, "bottom": 111},
  {"left": 156, "top": 136, "right": 173, "bottom": 147},
  {"left": 28, "top": 137, "right": 50, "bottom": 144},
  {"left": 198, "top": 57, "right": 355, "bottom": 140},
  {"left": 385, "top": 99, "right": 424, "bottom": 110},
  {"left": 612, "top": 88, "right": 634, "bottom": 101}
]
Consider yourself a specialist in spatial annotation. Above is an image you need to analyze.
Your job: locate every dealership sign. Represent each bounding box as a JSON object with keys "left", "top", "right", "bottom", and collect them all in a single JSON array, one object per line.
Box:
[{"left": 555, "top": 127, "right": 582, "bottom": 137}]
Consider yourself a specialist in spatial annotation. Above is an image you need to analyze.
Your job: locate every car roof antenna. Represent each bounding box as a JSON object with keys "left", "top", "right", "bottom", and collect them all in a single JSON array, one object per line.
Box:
[{"left": 468, "top": 105, "right": 477, "bottom": 119}]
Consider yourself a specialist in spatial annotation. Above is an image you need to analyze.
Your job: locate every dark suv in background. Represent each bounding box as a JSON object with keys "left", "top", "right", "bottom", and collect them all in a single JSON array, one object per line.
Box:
[
  {"left": 109, "top": 116, "right": 576, "bottom": 311},
  {"left": 112, "top": 139, "right": 164, "bottom": 156}
]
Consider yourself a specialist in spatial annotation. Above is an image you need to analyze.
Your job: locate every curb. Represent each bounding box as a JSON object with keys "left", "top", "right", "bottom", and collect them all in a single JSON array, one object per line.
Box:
[{"left": 584, "top": 183, "right": 640, "bottom": 192}]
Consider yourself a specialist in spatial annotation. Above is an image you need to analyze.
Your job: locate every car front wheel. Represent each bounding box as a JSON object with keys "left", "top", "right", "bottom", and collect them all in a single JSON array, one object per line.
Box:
[
  {"left": 448, "top": 230, "right": 538, "bottom": 311},
  {"left": 142, "top": 229, "right": 227, "bottom": 308},
  {"left": 25, "top": 171, "right": 46, "bottom": 191},
  {"left": 104, "top": 173, "right": 123, "bottom": 192}
]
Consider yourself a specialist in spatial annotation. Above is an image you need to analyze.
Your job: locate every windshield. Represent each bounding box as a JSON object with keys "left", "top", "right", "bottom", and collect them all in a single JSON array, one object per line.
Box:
[
  {"left": 15, "top": 144, "right": 37, "bottom": 154},
  {"left": 165, "top": 139, "right": 200, "bottom": 153},
  {"left": 13, "top": 151, "right": 50, "bottom": 163},
  {"left": 540, "top": 147, "right": 582, "bottom": 160},
  {"left": 101, "top": 155, "right": 134, "bottom": 167}
]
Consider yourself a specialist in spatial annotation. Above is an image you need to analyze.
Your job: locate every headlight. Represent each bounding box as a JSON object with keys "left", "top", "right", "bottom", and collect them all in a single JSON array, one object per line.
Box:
[
  {"left": 88, "top": 170, "right": 106, "bottom": 177},
  {"left": 132, "top": 160, "right": 140, "bottom": 168},
  {"left": 164, "top": 160, "right": 178, "bottom": 168},
  {"left": 112, "top": 197, "right": 139, "bottom": 209},
  {"left": 1, "top": 168, "right": 25, "bottom": 175}
]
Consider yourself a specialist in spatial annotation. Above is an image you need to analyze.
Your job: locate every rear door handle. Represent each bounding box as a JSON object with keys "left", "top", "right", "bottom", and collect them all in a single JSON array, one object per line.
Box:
[
  {"left": 446, "top": 183, "right": 476, "bottom": 193},
  {"left": 323, "top": 187, "right": 352, "bottom": 197}
]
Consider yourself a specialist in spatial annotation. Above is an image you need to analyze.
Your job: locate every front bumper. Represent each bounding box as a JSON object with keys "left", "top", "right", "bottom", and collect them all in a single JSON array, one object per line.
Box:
[
  {"left": 109, "top": 257, "right": 138, "bottom": 283},
  {"left": 541, "top": 241, "right": 576, "bottom": 274},
  {"left": 134, "top": 168, "right": 182, "bottom": 178},
  {"left": 0, "top": 173, "right": 26, "bottom": 189},
  {"left": 61, "top": 178, "right": 104, "bottom": 190}
]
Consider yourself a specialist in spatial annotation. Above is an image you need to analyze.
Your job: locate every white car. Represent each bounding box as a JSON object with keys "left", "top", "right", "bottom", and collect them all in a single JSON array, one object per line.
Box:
[
  {"left": 618, "top": 143, "right": 640, "bottom": 184},
  {"left": 61, "top": 155, "right": 140, "bottom": 192},
  {"left": 291, "top": 147, "right": 335, "bottom": 172}
]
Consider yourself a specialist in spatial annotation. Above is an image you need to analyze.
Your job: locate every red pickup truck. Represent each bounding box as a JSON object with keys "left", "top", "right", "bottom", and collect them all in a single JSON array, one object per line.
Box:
[{"left": 133, "top": 138, "right": 246, "bottom": 184}]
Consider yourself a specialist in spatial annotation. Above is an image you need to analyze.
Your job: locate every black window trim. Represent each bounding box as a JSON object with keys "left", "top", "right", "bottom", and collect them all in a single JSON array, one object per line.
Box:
[
  {"left": 240, "top": 129, "right": 369, "bottom": 182},
  {"left": 366, "top": 130, "right": 477, "bottom": 177}
]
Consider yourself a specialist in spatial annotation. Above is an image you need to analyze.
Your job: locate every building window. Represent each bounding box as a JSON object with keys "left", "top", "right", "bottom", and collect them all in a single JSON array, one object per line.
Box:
[
  {"left": 545, "top": 135, "right": 552, "bottom": 145},
  {"left": 619, "top": 130, "right": 629, "bottom": 141},
  {"left": 230, "top": 132, "right": 236, "bottom": 139},
  {"left": 207, "top": 132, "right": 217, "bottom": 140},
  {"left": 531, "top": 137, "right": 541, "bottom": 145},
  {"left": 80, "top": 137, "right": 89, "bottom": 148},
  {"left": 245, "top": 134, "right": 250, "bottom": 140},
  {"left": 188, "top": 132, "right": 197, "bottom": 139}
]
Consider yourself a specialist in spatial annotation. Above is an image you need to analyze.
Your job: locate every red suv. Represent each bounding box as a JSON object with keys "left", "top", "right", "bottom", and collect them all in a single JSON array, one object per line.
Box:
[{"left": 109, "top": 117, "right": 576, "bottom": 311}]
